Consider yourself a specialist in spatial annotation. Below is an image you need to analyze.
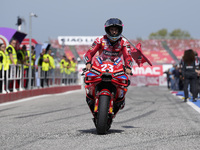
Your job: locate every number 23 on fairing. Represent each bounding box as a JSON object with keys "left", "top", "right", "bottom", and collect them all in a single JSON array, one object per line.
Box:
[{"left": 101, "top": 64, "right": 114, "bottom": 72}]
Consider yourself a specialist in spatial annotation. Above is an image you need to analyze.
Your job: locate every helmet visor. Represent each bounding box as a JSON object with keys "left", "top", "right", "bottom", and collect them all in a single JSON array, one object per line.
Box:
[{"left": 105, "top": 18, "right": 123, "bottom": 27}]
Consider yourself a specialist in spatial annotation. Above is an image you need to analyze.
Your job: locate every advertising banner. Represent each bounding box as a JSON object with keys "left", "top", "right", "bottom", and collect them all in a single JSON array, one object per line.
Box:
[
  {"left": 58, "top": 36, "right": 100, "bottom": 45},
  {"left": 132, "top": 65, "right": 163, "bottom": 76}
]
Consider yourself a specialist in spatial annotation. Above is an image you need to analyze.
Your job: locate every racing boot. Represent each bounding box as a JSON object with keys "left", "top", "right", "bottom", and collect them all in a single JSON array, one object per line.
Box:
[
  {"left": 184, "top": 98, "right": 187, "bottom": 102},
  {"left": 114, "top": 99, "right": 125, "bottom": 114},
  {"left": 192, "top": 98, "right": 197, "bottom": 102},
  {"left": 120, "top": 100, "right": 125, "bottom": 110}
]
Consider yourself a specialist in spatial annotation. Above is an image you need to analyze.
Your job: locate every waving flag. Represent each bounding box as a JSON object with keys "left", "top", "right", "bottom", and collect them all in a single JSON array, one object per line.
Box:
[
  {"left": 0, "top": 27, "right": 27, "bottom": 47},
  {"left": 130, "top": 43, "right": 152, "bottom": 67}
]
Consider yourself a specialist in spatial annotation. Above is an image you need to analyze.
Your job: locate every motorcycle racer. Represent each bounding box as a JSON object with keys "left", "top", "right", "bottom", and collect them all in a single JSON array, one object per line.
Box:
[
  {"left": 84, "top": 18, "right": 133, "bottom": 75},
  {"left": 84, "top": 18, "right": 133, "bottom": 113}
]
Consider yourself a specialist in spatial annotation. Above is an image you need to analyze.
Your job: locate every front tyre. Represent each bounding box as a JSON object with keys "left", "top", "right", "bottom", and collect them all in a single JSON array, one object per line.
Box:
[{"left": 96, "top": 95, "right": 110, "bottom": 135}]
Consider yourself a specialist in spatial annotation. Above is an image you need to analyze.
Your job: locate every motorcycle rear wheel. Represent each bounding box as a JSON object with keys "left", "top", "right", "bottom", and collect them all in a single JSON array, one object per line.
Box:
[{"left": 96, "top": 95, "right": 110, "bottom": 135}]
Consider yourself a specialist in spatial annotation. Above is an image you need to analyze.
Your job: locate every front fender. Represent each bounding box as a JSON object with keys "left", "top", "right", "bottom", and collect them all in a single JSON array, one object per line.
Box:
[{"left": 98, "top": 89, "right": 111, "bottom": 96}]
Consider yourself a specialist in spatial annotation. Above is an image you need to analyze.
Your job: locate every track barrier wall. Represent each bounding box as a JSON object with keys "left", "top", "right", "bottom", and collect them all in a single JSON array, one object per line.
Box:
[{"left": 0, "top": 64, "right": 81, "bottom": 104}]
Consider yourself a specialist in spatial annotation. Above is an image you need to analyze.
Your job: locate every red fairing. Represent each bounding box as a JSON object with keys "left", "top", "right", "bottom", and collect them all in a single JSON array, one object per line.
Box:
[
  {"left": 130, "top": 43, "right": 152, "bottom": 67},
  {"left": 84, "top": 35, "right": 133, "bottom": 68}
]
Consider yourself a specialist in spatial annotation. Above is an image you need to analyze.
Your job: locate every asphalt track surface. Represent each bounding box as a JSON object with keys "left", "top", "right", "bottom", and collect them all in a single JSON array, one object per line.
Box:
[{"left": 0, "top": 86, "right": 200, "bottom": 150}]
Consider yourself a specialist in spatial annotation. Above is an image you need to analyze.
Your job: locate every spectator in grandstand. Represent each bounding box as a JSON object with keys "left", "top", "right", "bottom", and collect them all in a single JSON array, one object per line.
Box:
[
  {"left": 6, "top": 39, "right": 18, "bottom": 91},
  {"left": 65, "top": 58, "right": 71, "bottom": 75},
  {"left": 17, "top": 45, "right": 27, "bottom": 65},
  {"left": 194, "top": 51, "right": 200, "bottom": 98},
  {"left": 169, "top": 64, "right": 176, "bottom": 91},
  {"left": 60, "top": 55, "right": 66, "bottom": 73},
  {"left": 172, "top": 65, "right": 180, "bottom": 91},
  {"left": 69, "top": 57, "right": 77, "bottom": 73},
  {"left": 6, "top": 39, "right": 18, "bottom": 66},
  {"left": 60, "top": 55, "right": 67, "bottom": 84},
  {"left": 182, "top": 49, "right": 198, "bottom": 102},
  {"left": 17, "top": 45, "right": 28, "bottom": 88},
  {"left": 0, "top": 43, "right": 8, "bottom": 92},
  {"left": 37, "top": 49, "right": 45, "bottom": 87},
  {"left": 164, "top": 69, "right": 170, "bottom": 89},
  {"left": 31, "top": 46, "right": 36, "bottom": 66},
  {"left": 41, "top": 49, "right": 50, "bottom": 87},
  {"left": 38, "top": 49, "right": 45, "bottom": 67},
  {"left": 31, "top": 46, "right": 36, "bottom": 87},
  {"left": 70, "top": 57, "right": 78, "bottom": 83},
  {"left": 49, "top": 50, "right": 55, "bottom": 85},
  {"left": 178, "top": 67, "right": 184, "bottom": 91},
  {"left": 24, "top": 45, "right": 36, "bottom": 88},
  {"left": 83, "top": 18, "right": 133, "bottom": 113}
]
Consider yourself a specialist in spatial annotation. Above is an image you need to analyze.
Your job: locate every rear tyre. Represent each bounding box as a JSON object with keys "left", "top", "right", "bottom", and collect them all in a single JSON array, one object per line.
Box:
[{"left": 96, "top": 95, "right": 110, "bottom": 135}]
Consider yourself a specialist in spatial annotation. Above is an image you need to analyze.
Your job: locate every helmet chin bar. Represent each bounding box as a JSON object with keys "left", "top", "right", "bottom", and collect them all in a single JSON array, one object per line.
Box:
[{"left": 107, "top": 34, "right": 121, "bottom": 42}]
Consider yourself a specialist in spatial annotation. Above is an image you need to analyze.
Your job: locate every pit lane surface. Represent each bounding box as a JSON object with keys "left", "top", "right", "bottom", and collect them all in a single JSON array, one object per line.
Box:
[{"left": 0, "top": 87, "right": 200, "bottom": 150}]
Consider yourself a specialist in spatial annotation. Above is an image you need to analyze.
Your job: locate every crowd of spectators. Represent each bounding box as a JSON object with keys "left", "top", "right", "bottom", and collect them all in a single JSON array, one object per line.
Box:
[
  {"left": 165, "top": 63, "right": 184, "bottom": 91},
  {"left": 0, "top": 39, "right": 77, "bottom": 93}
]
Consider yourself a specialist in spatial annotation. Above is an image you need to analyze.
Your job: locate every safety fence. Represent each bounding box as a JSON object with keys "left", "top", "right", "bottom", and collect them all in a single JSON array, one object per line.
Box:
[{"left": 0, "top": 64, "right": 79, "bottom": 94}]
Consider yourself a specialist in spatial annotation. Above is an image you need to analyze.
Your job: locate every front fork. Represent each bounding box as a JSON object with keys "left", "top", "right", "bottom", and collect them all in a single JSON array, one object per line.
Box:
[{"left": 94, "top": 89, "right": 114, "bottom": 116}]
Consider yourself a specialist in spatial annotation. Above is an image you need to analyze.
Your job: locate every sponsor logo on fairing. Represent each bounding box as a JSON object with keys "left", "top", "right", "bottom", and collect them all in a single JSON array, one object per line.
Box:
[
  {"left": 85, "top": 56, "right": 88, "bottom": 61},
  {"left": 90, "top": 68, "right": 101, "bottom": 75},
  {"left": 96, "top": 56, "right": 103, "bottom": 64},
  {"left": 117, "top": 75, "right": 127, "bottom": 79},
  {"left": 87, "top": 72, "right": 97, "bottom": 76},
  {"left": 114, "top": 58, "right": 122, "bottom": 66},
  {"left": 186, "top": 66, "right": 194, "bottom": 69},
  {"left": 113, "top": 71, "right": 124, "bottom": 76}
]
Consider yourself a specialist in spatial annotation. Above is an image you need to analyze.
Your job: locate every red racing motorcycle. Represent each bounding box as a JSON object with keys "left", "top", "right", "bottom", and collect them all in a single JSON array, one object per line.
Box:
[{"left": 82, "top": 56, "right": 130, "bottom": 134}]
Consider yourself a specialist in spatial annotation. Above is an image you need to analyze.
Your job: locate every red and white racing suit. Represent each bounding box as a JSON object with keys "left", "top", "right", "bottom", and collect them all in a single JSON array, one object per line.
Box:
[{"left": 84, "top": 35, "right": 133, "bottom": 69}]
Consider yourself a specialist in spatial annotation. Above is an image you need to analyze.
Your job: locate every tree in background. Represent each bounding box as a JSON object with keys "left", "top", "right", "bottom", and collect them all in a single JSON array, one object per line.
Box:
[
  {"left": 149, "top": 28, "right": 191, "bottom": 39},
  {"left": 169, "top": 29, "right": 191, "bottom": 39}
]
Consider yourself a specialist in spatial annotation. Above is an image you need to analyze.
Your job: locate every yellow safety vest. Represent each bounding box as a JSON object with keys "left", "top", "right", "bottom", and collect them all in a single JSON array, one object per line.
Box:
[
  {"left": 6, "top": 45, "right": 17, "bottom": 65},
  {"left": 38, "top": 56, "right": 43, "bottom": 66},
  {"left": 65, "top": 62, "right": 71, "bottom": 75},
  {"left": 24, "top": 51, "right": 35, "bottom": 69},
  {"left": 4, "top": 51, "right": 10, "bottom": 70},
  {"left": 17, "top": 50, "right": 25, "bottom": 64},
  {"left": 60, "top": 59, "right": 66, "bottom": 73},
  {"left": 49, "top": 55, "right": 55, "bottom": 69},
  {"left": 0, "top": 51, "right": 8, "bottom": 71},
  {"left": 42, "top": 54, "right": 50, "bottom": 71},
  {"left": 32, "top": 53, "right": 35, "bottom": 67},
  {"left": 17, "top": 49, "right": 26, "bottom": 70},
  {"left": 69, "top": 60, "right": 77, "bottom": 72},
  {"left": 24, "top": 50, "right": 29, "bottom": 69}
]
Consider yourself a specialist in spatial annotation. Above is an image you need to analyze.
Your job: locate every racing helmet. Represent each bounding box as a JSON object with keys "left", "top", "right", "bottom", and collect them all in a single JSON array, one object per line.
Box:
[{"left": 105, "top": 18, "right": 123, "bottom": 41}]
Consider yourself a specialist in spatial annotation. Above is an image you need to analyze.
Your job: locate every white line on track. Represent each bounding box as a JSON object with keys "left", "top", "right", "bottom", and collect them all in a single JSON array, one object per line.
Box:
[
  {"left": 175, "top": 94, "right": 200, "bottom": 114},
  {"left": 187, "top": 101, "right": 200, "bottom": 114},
  {"left": 0, "top": 89, "right": 84, "bottom": 107}
]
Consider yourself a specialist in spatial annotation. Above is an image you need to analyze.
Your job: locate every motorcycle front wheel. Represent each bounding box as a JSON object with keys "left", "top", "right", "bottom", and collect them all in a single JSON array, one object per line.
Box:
[{"left": 96, "top": 95, "right": 110, "bottom": 135}]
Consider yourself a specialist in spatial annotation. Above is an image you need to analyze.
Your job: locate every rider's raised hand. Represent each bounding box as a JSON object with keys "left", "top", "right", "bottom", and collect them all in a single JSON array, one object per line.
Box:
[{"left": 86, "top": 63, "right": 91, "bottom": 70}]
